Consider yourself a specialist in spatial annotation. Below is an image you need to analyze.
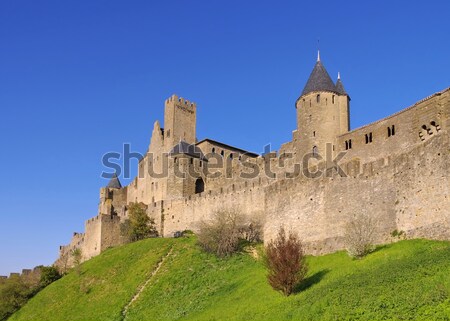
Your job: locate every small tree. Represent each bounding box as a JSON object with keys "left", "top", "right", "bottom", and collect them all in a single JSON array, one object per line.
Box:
[
  {"left": 58, "top": 252, "right": 70, "bottom": 275},
  {"left": 344, "top": 212, "right": 376, "bottom": 258},
  {"left": 0, "top": 276, "right": 31, "bottom": 321},
  {"left": 121, "top": 202, "right": 157, "bottom": 243},
  {"left": 264, "top": 228, "right": 308, "bottom": 296},
  {"left": 71, "top": 248, "right": 82, "bottom": 275}
]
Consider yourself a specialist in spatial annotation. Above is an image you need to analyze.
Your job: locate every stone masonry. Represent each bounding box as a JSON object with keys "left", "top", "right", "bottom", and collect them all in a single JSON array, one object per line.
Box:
[{"left": 55, "top": 53, "right": 450, "bottom": 267}]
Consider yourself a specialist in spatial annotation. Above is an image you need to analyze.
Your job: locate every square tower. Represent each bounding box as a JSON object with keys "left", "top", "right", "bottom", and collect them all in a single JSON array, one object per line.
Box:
[{"left": 163, "top": 94, "right": 197, "bottom": 151}]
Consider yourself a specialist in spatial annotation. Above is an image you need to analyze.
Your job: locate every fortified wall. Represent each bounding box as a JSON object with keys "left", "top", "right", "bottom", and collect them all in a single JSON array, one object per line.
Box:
[{"left": 55, "top": 54, "right": 450, "bottom": 267}]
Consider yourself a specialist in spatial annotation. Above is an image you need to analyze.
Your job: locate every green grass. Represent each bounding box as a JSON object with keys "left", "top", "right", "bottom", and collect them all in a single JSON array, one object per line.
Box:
[{"left": 9, "top": 238, "right": 450, "bottom": 321}]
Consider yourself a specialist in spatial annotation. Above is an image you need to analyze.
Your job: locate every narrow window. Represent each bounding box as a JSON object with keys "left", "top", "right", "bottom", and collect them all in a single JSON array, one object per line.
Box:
[
  {"left": 316, "top": 94, "right": 320, "bottom": 103},
  {"left": 387, "top": 127, "right": 391, "bottom": 137},
  {"left": 349, "top": 139, "right": 352, "bottom": 149},
  {"left": 174, "top": 157, "right": 178, "bottom": 163},
  {"left": 313, "top": 131, "right": 316, "bottom": 137},
  {"left": 221, "top": 150, "right": 224, "bottom": 157},
  {"left": 332, "top": 95, "right": 335, "bottom": 104},
  {"left": 345, "top": 141, "right": 349, "bottom": 150},
  {"left": 365, "top": 134, "right": 369, "bottom": 144},
  {"left": 212, "top": 147, "right": 215, "bottom": 153},
  {"left": 195, "top": 178, "right": 205, "bottom": 194},
  {"left": 391, "top": 125, "right": 395, "bottom": 135},
  {"left": 312, "top": 146, "right": 318, "bottom": 156},
  {"left": 369, "top": 132, "right": 373, "bottom": 143},
  {"left": 190, "top": 158, "right": 194, "bottom": 165},
  {"left": 229, "top": 153, "right": 233, "bottom": 159}
]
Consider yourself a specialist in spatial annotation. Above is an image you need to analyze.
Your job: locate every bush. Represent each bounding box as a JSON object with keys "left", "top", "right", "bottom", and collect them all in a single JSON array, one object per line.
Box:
[
  {"left": 197, "top": 209, "right": 263, "bottom": 257},
  {"left": 39, "top": 266, "right": 61, "bottom": 288},
  {"left": 344, "top": 212, "right": 376, "bottom": 258},
  {"left": 239, "top": 216, "right": 264, "bottom": 243},
  {"left": 264, "top": 228, "right": 308, "bottom": 296},
  {"left": 121, "top": 202, "right": 158, "bottom": 243}
]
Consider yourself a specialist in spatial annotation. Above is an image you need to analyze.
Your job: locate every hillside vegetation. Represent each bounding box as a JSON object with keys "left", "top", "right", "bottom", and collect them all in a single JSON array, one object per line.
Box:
[{"left": 9, "top": 237, "right": 450, "bottom": 321}]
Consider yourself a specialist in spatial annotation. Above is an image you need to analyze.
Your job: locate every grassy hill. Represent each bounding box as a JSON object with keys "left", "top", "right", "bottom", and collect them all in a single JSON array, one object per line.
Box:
[{"left": 9, "top": 237, "right": 450, "bottom": 321}]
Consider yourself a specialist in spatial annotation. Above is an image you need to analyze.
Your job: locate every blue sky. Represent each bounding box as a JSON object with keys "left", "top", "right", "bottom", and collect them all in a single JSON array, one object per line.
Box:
[{"left": 0, "top": 0, "right": 449, "bottom": 275}]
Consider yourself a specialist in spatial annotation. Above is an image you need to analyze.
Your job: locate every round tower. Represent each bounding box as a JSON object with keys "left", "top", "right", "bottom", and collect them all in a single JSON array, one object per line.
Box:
[{"left": 295, "top": 52, "right": 350, "bottom": 159}]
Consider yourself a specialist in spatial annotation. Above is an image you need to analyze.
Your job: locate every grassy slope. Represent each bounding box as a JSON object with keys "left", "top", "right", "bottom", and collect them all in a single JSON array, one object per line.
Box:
[
  {"left": 9, "top": 238, "right": 175, "bottom": 321},
  {"left": 10, "top": 238, "right": 450, "bottom": 321}
]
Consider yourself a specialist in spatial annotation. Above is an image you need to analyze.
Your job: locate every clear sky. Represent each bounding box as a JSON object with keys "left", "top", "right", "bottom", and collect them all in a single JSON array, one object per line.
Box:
[{"left": 0, "top": 0, "right": 449, "bottom": 275}]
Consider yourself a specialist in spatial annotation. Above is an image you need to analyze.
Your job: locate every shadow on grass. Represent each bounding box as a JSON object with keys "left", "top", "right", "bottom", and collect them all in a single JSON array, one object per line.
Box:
[
  {"left": 294, "top": 269, "right": 330, "bottom": 293},
  {"left": 370, "top": 244, "right": 389, "bottom": 255}
]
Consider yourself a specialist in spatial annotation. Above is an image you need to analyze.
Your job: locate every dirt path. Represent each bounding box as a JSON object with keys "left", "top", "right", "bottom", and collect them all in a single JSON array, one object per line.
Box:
[{"left": 122, "top": 246, "right": 174, "bottom": 320}]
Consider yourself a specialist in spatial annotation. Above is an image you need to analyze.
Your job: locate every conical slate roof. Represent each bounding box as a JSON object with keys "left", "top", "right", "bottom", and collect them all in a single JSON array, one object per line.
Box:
[
  {"left": 301, "top": 59, "right": 337, "bottom": 97},
  {"left": 335, "top": 77, "right": 347, "bottom": 95},
  {"left": 106, "top": 173, "right": 122, "bottom": 189},
  {"left": 170, "top": 140, "right": 205, "bottom": 159}
]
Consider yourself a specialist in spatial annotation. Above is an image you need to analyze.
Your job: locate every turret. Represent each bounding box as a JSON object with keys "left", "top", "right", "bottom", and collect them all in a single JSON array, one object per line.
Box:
[{"left": 295, "top": 52, "right": 350, "bottom": 158}]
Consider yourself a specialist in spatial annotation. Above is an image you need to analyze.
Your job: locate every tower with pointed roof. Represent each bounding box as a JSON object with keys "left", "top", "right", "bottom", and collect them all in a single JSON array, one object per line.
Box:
[{"left": 295, "top": 51, "right": 350, "bottom": 158}]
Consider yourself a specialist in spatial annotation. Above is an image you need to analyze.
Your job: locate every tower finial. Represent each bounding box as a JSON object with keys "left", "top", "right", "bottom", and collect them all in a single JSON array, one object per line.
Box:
[
  {"left": 317, "top": 39, "right": 320, "bottom": 62},
  {"left": 338, "top": 72, "right": 341, "bottom": 80}
]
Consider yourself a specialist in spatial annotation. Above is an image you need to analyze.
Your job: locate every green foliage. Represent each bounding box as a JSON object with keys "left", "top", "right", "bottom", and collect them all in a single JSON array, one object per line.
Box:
[
  {"left": 0, "top": 276, "right": 33, "bottom": 321},
  {"left": 391, "top": 229, "right": 405, "bottom": 238},
  {"left": 39, "top": 266, "right": 61, "bottom": 288},
  {"left": 9, "top": 239, "right": 450, "bottom": 321},
  {"left": 121, "top": 202, "right": 157, "bottom": 243},
  {"left": 264, "top": 228, "right": 308, "bottom": 296}
]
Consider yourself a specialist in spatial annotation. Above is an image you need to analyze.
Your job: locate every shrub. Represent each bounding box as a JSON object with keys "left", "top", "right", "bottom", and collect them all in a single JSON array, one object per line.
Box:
[
  {"left": 344, "top": 212, "right": 376, "bottom": 258},
  {"left": 197, "top": 209, "right": 263, "bottom": 257},
  {"left": 239, "top": 215, "right": 264, "bottom": 243},
  {"left": 39, "top": 266, "right": 61, "bottom": 288},
  {"left": 198, "top": 209, "right": 243, "bottom": 257},
  {"left": 264, "top": 228, "right": 308, "bottom": 296},
  {"left": 121, "top": 202, "right": 158, "bottom": 243},
  {"left": 391, "top": 229, "right": 405, "bottom": 239}
]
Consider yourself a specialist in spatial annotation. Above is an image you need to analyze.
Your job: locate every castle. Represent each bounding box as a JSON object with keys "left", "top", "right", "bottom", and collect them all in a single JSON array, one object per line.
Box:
[{"left": 56, "top": 53, "right": 450, "bottom": 267}]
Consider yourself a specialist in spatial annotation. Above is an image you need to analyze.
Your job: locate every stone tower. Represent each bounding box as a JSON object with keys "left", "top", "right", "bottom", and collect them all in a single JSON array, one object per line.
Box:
[
  {"left": 163, "top": 94, "right": 197, "bottom": 151},
  {"left": 295, "top": 52, "right": 350, "bottom": 158}
]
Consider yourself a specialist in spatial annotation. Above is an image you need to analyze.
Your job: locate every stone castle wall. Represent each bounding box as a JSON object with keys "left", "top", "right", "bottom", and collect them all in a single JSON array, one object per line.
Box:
[
  {"left": 55, "top": 87, "right": 450, "bottom": 269},
  {"left": 149, "top": 130, "right": 449, "bottom": 255}
]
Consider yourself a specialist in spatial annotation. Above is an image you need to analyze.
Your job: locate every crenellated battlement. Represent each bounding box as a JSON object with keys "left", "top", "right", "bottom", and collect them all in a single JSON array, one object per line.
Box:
[{"left": 165, "top": 94, "right": 196, "bottom": 108}]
